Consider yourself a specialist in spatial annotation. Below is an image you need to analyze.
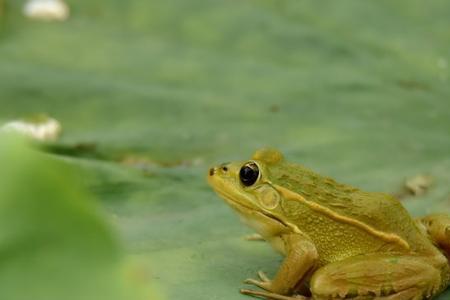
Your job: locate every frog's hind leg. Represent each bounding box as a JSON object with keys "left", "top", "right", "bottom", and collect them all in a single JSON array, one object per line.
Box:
[
  {"left": 417, "top": 213, "right": 450, "bottom": 256},
  {"left": 309, "top": 254, "right": 442, "bottom": 300}
]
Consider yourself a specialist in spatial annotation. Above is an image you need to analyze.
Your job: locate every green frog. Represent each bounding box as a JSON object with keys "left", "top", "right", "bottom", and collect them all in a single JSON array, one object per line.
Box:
[{"left": 207, "top": 149, "right": 450, "bottom": 300}]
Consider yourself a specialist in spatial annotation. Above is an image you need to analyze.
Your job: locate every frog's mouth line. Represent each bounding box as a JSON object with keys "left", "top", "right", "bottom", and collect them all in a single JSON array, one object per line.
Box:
[
  {"left": 213, "top": 188, "right": 290, "bottom": 229},
  {"left": 213, "top": 188, "right": 256, "bottom": 212}
]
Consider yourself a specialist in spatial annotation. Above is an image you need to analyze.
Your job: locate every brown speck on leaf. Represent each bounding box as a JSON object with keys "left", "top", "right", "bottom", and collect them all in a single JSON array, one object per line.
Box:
[
  {"left": 396, "top": 79, "right": 431, "bottom": 91},
  {"left": 269, "top": 104, "right": 280, "bottom": 113},
  {"left": 121, "top": 154, "right": 203, "bottom": 170}
]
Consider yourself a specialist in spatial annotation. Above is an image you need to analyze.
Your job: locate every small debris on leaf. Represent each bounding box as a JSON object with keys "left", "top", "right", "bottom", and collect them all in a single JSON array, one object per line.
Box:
[
  {"left": 395, "top": 174, "right": 434, "bottom": 200},
  {"left": 405, "top": 174, "right": 433, "bottom": 196}
]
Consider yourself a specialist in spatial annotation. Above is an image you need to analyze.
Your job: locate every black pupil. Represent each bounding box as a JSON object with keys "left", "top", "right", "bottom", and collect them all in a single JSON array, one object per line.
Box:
[{"left": 239, "top": 163, "right": 259, "bottom": 186}]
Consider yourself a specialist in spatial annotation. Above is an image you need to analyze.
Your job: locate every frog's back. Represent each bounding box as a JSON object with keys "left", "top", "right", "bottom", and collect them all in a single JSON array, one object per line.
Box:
[{"left": 270, "top": 162, "right": 435, "bottom": 261}]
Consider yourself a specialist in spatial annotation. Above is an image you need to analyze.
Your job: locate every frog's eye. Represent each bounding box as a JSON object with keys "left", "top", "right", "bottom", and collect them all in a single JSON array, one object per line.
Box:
[{"left": 239, "top": 162, "right": 260, "bottom": 187}]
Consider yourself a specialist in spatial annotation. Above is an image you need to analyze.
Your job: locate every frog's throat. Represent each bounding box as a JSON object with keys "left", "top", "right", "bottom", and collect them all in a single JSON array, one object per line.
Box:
[
  {"left": 271, "top": 183, "right": 411, "bottom": 251},
  {"left": 214, "top": 188, "right": 296, "bottom": 231}
]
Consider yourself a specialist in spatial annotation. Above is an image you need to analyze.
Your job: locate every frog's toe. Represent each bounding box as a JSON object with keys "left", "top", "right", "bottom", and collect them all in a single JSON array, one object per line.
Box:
[
  {"left": 244, "top": 270, "right": 272, "bottom": 290},
  {"left": 244, "top": 233, "right": 265, "bottom": 241},
  {"left": 258, "top": 270, "right": 271, "bottom": 282},
  {"left": 244, "top": 278, "right": 271, "bottom": 290}
]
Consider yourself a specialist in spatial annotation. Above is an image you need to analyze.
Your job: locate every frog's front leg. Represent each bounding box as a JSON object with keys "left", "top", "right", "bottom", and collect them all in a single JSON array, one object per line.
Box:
[
  {"left": 417, "top": 214, "right": 450, "bottom": 256},
  {"left": 243, "top": 234, "right": 318, "bottom": 297},
  {"left": 310, "top": 253, "right": 442, "bottom": 300}
]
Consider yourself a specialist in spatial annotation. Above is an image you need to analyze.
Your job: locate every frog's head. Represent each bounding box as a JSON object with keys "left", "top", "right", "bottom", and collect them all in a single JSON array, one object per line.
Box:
[{"left": 208, "top": 149, "right": 289, "bottom": 232}]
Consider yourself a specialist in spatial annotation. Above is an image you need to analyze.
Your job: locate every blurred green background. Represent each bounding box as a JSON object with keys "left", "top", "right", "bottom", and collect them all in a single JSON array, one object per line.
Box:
[{"left": 0, "top": 0, "right": 449, "bottom": 299}]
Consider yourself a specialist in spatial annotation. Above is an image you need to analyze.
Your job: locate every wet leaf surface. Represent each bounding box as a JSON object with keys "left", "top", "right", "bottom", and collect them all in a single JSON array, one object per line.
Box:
[{"left": 1, "top": 1, "right": 450, "bottom": 299}]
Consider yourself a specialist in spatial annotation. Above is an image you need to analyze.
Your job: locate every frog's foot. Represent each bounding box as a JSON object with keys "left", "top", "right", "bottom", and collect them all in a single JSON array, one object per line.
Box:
[
  {"left": 244, "top": 270, "right": 272, "bottom": 290},
  {"left": 378, "top": 288, "right": 421, "bottom": 300},
  {"left": 242, "top": 271, "right": 308, "bottom": 300},
  {"left": 240, "top": 289, "right": 309, "bottom": 300},
  {"left": 244, "top": 234, "right": 265, "bottom": 241},
  {"left": 417, "top": 214, "right": 450, "bottom": 256}
]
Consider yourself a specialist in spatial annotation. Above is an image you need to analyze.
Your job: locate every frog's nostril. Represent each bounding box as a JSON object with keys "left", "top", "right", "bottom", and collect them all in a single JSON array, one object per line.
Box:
[
  {"left": 220, "top": 163, "right": 229, "bottom": 172},
  {"left": 209, "top": 168, "right": 215, "bottom": 176}
]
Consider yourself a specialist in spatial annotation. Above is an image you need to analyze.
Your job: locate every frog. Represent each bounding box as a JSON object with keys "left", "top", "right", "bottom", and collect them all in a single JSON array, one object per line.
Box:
[{"left": 207, "top": 148, "right": 450, "bottom": 300}]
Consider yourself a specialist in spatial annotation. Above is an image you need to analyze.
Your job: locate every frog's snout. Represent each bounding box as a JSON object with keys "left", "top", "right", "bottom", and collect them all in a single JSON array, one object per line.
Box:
[{"left": 208, "top": 163, "right": 230, "bottom": 177}]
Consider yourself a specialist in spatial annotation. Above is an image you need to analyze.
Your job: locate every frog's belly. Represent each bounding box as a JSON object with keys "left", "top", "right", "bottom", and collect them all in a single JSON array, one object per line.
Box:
[
  {"left": 312, "top": 229, "right": 391, "bottom": 266},
  {"left": 311, "top": 225, "right": 400, "bottom": 266}
]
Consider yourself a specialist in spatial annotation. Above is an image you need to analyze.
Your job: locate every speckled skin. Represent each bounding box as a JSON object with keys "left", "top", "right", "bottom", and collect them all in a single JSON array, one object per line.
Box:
[
  {"left": 208, "top": 149, "right": 450, "bottom": 300},
  {"left": 270, "top": 162, "right": 437, "bottom": 265}
]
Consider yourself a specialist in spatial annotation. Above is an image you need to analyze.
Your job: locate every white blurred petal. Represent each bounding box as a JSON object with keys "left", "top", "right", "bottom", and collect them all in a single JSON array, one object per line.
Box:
[
  {"left": 1, "top": 118, "right": 62, "bottom": 141},
  {"left": 23, "top": 0, "right": 69, "bottom": 21}
]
